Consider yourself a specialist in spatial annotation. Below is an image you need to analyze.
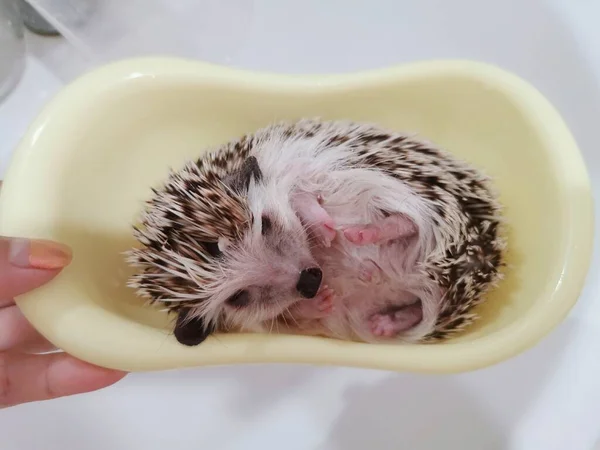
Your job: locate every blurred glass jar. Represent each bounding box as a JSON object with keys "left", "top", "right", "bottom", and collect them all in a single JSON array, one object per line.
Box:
[{"left": 0, "top": 0, "right": 26, "bottom": 102}]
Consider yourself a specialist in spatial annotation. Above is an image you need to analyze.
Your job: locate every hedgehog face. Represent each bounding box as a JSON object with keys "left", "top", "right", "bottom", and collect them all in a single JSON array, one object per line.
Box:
[
  {"left": 214, "top": 179, "right": 322, "bottom": 332},
  {"left": 130, "top": 153, "right": 324, "bottom": 344}
]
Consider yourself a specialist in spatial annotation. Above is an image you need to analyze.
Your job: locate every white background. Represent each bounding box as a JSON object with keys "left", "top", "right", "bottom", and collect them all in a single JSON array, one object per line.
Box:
[{"left": 1, "top": 1, "right": 600, "bottom": 449}]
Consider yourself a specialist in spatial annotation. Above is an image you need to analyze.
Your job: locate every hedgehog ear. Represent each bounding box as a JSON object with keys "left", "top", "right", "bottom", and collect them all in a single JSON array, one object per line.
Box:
[
  {"left": 173, "top": 308, "right": 215, "bottom": 346},
  {"left": 224, "top": 156, "right": 263, "bottom": 192}
]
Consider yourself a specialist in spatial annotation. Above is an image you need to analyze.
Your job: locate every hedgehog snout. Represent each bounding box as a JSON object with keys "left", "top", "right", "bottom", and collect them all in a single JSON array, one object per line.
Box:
[{"left": 296, "top": 267, "right": 323, "bottom": 298}]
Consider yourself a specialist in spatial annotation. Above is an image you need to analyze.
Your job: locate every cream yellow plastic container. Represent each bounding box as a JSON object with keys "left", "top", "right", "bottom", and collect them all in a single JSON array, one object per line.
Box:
[{"left": 0, "top": 57, "right": 593, "bottom": 373}]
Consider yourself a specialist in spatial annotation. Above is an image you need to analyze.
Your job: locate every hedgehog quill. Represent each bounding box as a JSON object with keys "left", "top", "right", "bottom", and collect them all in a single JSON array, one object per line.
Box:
[{"left": 125, "top": 119, "right": 506, "bottom": 346}]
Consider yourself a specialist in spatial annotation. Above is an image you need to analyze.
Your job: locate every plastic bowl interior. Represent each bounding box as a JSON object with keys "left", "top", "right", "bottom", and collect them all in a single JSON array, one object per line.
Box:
[{"left": 0, "top": 57, "right": 593, "bottom": 373}]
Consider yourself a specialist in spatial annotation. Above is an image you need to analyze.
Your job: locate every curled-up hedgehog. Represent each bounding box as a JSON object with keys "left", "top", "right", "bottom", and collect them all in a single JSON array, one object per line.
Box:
[{"left": 125, "top": 119, "right": 506, "bottom": 346}]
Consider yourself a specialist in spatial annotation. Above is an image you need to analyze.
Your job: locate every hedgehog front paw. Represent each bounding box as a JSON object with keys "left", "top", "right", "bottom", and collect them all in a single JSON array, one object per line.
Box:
[
  {"left": 343, "top": 225, "right": 380, "bottom": 246},
  {"left": 292, "top": 193, "right": 338, "bottom": 247},
  {"left": 293, "top": 285, "right": 336, "bottom": 319},
  {"left": 344, "top": 213, "right": 417, "bottom": 246},
  {"left": 313, "top": 219, "right": 337, "bottom": 248},
  {"left": 368, "top": 301, "right": 423, "bottom": 338},
  {"left": 358, "top": 259, "right": 383, "bottom": 285}
]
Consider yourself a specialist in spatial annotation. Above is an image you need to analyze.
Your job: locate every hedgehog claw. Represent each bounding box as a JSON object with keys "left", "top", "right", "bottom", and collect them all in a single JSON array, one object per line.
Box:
[
  {"left": 358, "top": 259, "right": 382, "bottom": 284},
  {"left": 344, "top": 214, "right": 417, "bottom": 246},
  {"left": 369, "top": 302, "right": 423, "bottom": 338},
  {"left": 292, "top": 192, "right": 337, "bottom": 247},
  {"left": 293, "top": 285, "right": 336, "bottom": 319}
]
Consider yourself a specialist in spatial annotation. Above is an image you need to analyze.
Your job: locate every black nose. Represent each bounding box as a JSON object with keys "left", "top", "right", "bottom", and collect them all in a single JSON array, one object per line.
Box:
[{"left": 296, "top": 267, "right": 323, "bottom": 298}]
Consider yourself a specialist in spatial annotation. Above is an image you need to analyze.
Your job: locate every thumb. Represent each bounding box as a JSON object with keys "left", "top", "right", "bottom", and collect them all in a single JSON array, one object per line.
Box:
[{"left": 0, "top": 237, "right": 72, "bottom": 299}]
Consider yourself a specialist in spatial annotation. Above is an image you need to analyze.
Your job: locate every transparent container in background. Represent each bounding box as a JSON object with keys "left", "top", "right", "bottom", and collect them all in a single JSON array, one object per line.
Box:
[
  {"left": 24, "top": 0, "right": 254, "bottom": 81},
  {"left": 0, "top": 0, "right": 26, "bottom": 102}
]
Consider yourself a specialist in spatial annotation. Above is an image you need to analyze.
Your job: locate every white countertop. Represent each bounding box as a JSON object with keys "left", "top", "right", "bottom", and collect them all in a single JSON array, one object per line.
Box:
[{"left": 1, "top": 1, "right": 600, "bottom": 449}]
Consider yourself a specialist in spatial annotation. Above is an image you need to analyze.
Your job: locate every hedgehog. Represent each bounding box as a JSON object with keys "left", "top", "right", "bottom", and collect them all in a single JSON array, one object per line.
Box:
[{"left": 125, "top": 118, "right": 506, "bottom": 346}]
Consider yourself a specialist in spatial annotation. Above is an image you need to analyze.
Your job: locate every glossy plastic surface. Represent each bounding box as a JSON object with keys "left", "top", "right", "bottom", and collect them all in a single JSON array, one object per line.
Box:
[{"left": 0, "top": 57, "right": 592, "bottom": 373}]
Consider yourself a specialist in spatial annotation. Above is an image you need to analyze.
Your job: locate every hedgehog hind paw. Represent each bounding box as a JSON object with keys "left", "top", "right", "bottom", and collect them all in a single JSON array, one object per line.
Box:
[
  {"left": 368, "top": 301, "right": 423, "bottom": 338},
  {"left": 344, "top": 213, "right": 417, "bottom": 246}
]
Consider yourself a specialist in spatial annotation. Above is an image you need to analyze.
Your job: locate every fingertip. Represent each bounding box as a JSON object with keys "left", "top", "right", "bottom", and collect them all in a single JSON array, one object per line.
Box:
[
  {"left": 49, "top": 354, "right": 127, "bottom": 396},
  {"left": 0, "top": 237, "right": 72, "bottom": 299},
  {"left": 8, "top": 238, "right": 72, "bottom": 270},
  {"left": 2, "top": 353, "right": 128, "bottom": 407}
]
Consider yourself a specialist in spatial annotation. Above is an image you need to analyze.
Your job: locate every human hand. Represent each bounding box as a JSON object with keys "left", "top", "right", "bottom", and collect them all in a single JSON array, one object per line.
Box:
[{"left": 0, "top": 186, "right": 126, "bottom": 408}]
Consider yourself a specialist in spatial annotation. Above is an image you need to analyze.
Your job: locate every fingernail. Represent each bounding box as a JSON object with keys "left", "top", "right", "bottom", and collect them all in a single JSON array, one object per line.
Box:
[{"left": 9, "top": 238, "right": 72, "bottom": 270}]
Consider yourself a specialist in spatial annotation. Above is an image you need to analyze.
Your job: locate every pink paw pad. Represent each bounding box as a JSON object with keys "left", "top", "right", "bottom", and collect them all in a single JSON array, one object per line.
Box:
[
  {"left": 343, "top": 226, "right": 380, "bottom": 246},
  {"left": 369, "top": 302, "right": 423, "bottom": 338},
  {"left": 318, "top": 221, "right": 338, "bottom": 247},
  {"left": 344, "top": 214, "right": 417, "bottom": 247},
  {"left": 292, "top": 193, "right": 338, "bottom": 248},
  {"left": 358, "top": 260, "right": 382, "bottom": 284},
  {"left": 315, "top": 286, "right": 336, "bottom": 313},
  {"left": 294, "top": 285, "right": 336, "bottom": 319},
  {"left": 369, "top": 314, "right": 400, "bottom": 338}
]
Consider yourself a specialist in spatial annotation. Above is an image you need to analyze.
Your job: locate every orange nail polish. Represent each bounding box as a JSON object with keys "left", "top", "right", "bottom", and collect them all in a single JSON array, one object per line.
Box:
[{"left": 8, "top": 238, "right": 72, "bottom": 270}]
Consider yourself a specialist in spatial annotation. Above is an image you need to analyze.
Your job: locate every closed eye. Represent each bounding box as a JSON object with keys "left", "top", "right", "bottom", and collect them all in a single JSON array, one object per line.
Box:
[
  {"left": 202, "top": 241, "right": 222, "bottom": 258},
  {"left": 261, "top": 215, "right": 272, "bottom": 235},
  {"left": 226, "top": 290, "right": 250, "bottom": 308}
]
